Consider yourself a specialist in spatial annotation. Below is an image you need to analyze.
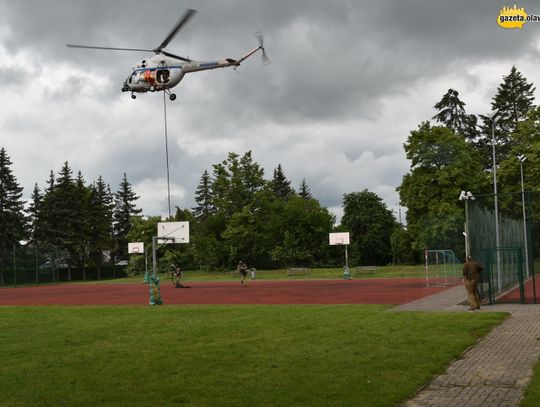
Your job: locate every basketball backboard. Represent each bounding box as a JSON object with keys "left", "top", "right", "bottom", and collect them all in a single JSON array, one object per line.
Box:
[
  {"left": 329, "top": 232, "right": 350, "bottom": 245},
  {"left": 157, "top": 221, "right": 190, "bottom": 244},
  {"left": 128, "top": 242, "right": 144, "bottom": 254}
]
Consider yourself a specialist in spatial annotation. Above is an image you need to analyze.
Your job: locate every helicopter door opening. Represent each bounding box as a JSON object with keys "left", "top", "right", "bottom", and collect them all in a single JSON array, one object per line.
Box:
[{"left": 156, "top": 69, "right": 170, "bottom": 84}]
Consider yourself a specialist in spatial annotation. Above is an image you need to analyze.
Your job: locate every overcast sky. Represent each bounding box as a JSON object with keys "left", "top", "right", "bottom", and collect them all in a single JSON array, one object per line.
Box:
[{"left": 1, "top": 0, "right": 539, "bottom": 222}]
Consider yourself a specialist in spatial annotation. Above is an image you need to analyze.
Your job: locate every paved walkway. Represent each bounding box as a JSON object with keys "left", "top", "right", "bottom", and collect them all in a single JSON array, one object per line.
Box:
[{"left": 393, "top": 286, "right": 540, "bottom": 407}]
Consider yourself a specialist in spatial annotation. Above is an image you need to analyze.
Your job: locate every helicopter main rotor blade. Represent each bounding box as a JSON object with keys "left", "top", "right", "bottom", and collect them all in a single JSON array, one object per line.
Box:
[
  {"left": 161, "top": 50, "right": 192, "bottom": 62},
  {"left": 66, "top": 44, "right": 154, "bottom": 52},
  {"left": 155, "top": 8, "right": 197, "bottom": 52}
]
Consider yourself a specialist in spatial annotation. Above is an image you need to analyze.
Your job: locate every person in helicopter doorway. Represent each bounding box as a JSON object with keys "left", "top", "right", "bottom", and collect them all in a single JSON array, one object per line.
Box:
[
  {"left": 237, "top": 260, "right": 248, "bottom": 287},
  {"left": 463, "top": 255, "right": 483, "bottom": 310}
]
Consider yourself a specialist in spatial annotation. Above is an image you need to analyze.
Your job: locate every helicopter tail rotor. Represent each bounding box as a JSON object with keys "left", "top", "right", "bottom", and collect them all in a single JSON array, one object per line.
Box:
[{"left": 255, "top": 32, "right": 270, "bottom": 65}]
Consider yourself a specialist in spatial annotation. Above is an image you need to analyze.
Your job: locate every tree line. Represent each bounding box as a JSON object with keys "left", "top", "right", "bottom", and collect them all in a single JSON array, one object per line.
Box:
[
  {"left": 0, "top": 149, "right": 398, "bottom": 281},
  {"left": 398, "top": 65, "right": 540, "bottom": 260},
  {"left": 0, "top": 155, "right": 141, "bottom": 282},
  {"left": 126, "top": 152, "right": 397, "bottom": 272}
]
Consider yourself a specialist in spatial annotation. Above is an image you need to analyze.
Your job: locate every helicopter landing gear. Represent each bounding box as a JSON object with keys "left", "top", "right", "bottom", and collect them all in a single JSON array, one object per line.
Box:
[
  {"left": 131, "top": 93, "right": 136, "bottom": 99},
  {"left": 164, "top": 89, "right": 177, "bottom": 101}
]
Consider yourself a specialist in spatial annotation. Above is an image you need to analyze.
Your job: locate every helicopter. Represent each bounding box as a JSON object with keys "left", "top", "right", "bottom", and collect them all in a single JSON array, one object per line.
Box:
[{"left": 67, "top": 8, "right": 269, "bottom": 100}]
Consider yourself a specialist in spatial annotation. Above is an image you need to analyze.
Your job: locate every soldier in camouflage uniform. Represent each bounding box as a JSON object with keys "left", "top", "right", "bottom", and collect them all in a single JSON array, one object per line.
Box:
[{"left": 463, "top": 256, "right": 483, "bottom": 310}]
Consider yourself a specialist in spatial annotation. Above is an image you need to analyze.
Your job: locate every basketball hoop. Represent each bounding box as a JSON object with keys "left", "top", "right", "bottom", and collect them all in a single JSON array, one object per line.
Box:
[{"left": 128, "top": 242, "right": 144, "bottom": 254}]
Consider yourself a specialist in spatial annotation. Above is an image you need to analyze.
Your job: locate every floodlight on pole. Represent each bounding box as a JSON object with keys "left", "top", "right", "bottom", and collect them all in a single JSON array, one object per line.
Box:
[
  {"left": 489, "top": 110, "right": 500, "bottom": 123},
  {"left": 518, "top": 154, "right": 530, "bottom": 278},
  {"left": 459, "top": 191, "right": 475, "bottom": 258},
  {"left": 489, "top": 110, "right": 502, "bottom": 291}
]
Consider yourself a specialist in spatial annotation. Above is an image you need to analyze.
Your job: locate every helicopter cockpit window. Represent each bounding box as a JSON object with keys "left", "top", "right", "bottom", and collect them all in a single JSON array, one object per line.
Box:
[
  {"left": 156, "top": 69, "right": 170, "bottom": 84},
  {"left": 129, "top": 71, "right": 139, "bottom": 84}
]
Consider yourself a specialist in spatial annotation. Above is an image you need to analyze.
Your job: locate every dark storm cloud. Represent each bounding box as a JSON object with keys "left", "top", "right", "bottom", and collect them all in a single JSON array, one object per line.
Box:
[
  {"left": 1, "top": 0, "right": 539, "bottom": 217},
  {"left": 5, "top": 0, "right": 537, "bottom": 121}
]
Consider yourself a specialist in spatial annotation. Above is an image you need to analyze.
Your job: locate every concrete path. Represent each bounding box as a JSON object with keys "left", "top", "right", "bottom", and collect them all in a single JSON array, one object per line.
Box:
[{"left": 394, "top": 286, "right": 540, "bottom": 407}]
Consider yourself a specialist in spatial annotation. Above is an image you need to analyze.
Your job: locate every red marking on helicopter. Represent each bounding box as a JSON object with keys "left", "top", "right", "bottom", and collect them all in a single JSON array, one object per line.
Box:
[{"left": 143, "top": 70, "right": 155, "bottom": 84}]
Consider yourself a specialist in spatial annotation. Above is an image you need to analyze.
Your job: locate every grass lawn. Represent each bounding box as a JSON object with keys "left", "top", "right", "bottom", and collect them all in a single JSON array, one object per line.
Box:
[
  {"left": 521, "top": 357, "right": 540, "bottom": 407},
  {"left": 0, "top": 305, "right": 505, "bottom": 406}
]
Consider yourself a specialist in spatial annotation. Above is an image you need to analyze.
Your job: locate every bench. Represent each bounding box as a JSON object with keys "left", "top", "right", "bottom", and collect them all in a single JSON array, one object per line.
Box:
[
  {"left": 288, "top": 267, "right": 309, "bottom": 276},
  {"left": 355, "top": 266, "right": 376, "bottom": 275}
]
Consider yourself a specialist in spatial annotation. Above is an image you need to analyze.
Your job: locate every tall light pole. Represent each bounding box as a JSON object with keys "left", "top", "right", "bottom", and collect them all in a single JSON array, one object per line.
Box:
[
  {"left": 518, "top": 154, "right": 530, "bottom": 278},
  {"left": 489, "top": 111, "right": 502, "bottom": 291},
  {"left": 459, "top": 191, "right": 475, "bottom": 258}
]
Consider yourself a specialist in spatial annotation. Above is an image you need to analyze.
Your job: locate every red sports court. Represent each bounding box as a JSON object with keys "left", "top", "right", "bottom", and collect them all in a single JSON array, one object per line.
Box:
[{"left": 0, "top": 278, "right": 453, "bottom": 306}]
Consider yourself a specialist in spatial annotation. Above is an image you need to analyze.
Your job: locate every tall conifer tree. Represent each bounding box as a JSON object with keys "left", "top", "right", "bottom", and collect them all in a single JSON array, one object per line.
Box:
[
  {"left": 193, "top": 169, "right": 213, "bottom": 219},
  {"left": 113, "top": 173, "right": 141, "bottom": 261},
  {"left": 475, "top": 66, "right": 536, "bottom": 166},
  {"left": 0, "top": 148, "right": 26, "bottom": 285},
  {"left": 433, "top": 88, "right": 478, "bottom": 140},
  {"left": 271, "top": 164, "right": 294, "bottom": 200},
  {"left": 89, "top": 176, "right": 114, "bottom": 279},
  {"left": 298, "top": 179, "right": 312, "bottom": 200}
]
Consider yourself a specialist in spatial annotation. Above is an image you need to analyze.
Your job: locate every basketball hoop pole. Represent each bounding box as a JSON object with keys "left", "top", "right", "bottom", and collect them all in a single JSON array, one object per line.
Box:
[
  {"left": 151, "top": 236, "right": 176, "bottom": 276},
  {"left": 329, "top": 233, "right": 351, "bottom": 279},
  {"left": 144, "top": 246, "right": 148, "bottom": 275},
  {"left": 152, "top": 236, "right": 158, "bottom": 277}
]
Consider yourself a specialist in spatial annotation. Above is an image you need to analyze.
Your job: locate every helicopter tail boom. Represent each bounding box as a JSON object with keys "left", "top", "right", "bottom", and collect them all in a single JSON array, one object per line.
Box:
[
  {"left": 234, "top": 46, "right": 262, "bottom": 65},
  {"left": 181, "top": 45, "right": 266, "bottom": 73}
]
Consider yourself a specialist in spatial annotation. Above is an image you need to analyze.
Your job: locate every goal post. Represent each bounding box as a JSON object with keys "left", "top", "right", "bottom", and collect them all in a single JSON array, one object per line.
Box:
[{"left": 424, "top": 249, "right": 461, "bottom": 287}]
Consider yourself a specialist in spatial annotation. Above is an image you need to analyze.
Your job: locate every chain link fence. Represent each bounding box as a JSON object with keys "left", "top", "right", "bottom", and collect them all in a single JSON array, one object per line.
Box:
[
  {"left": 0, "top": 245, "right": 128, "bottom": 287},
  {"left": 469, "top": 191, "right": 538, "bottom": 303}
]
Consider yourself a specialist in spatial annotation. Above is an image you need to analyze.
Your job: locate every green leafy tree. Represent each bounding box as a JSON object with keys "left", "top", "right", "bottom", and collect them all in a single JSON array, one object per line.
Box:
[
  {"left": 0, "top": 148, "right": 26, "bottom": 285},
  {"left": 341, "top": 190, "right": 397, "bottom": 266},
  {"left": 125, "top": 216, "right": 160, "bottom": 275},
  {"left": 497, "top": 106, "right": 540, "bottom": 257},
  {"left": 191, "top": 211, "right": 229, "bottom": 270},
  {"left": 398, "top": 123, "right": 490, "bottom": 254},
  {"left": 271, "top": 195, "right": 335, "bottom": 267},
  {"left": 194, "top": 151, "right": 266, "bottom": 268},
  {"left": 390, "top": 226, "right": 417, "bottom": 265}
]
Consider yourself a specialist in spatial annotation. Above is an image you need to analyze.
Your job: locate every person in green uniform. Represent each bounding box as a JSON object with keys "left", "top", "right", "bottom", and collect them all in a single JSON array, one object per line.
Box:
[{"left": 463, "top": 256, "right": 483, "bottom": 310}]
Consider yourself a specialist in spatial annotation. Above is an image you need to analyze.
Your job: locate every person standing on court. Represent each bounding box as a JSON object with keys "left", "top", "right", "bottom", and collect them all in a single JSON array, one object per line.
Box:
[
  {"left": 463, "top": 255, "right": 483, "bottom": 310},
  {"left": 237, "top": 260, "right": 248, "bottom": 287}
]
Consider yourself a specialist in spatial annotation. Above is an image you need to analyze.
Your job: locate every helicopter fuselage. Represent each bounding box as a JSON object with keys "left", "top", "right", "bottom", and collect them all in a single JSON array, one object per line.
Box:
[{"left": 122, "top": 53, "right": 242, "bottom": 94}]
